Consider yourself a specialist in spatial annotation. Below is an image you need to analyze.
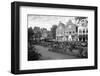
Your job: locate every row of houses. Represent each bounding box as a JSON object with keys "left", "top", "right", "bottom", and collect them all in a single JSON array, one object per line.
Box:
[{"left": 56, "top": 18, "right": 88, "bottom": 42}]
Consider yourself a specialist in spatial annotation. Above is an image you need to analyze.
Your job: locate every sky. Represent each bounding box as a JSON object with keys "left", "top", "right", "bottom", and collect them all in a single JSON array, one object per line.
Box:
[{"left": 28, "top": 14, "right": 76, "bottom": 31}]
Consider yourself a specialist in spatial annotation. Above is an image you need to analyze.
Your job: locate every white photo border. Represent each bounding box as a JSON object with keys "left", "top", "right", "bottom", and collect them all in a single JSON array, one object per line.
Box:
[{"left": 19, "top": 6, "right": 95, "bottom": 70}]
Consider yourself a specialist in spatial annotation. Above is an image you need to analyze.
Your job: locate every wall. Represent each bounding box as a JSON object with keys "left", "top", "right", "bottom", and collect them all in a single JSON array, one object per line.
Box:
[{"left": 0, "top": 0, "right": 99, "bottom": 76}]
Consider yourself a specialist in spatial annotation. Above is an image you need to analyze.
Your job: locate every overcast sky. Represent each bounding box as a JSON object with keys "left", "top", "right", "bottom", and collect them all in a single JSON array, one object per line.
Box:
[{"left": 28, "top": 15, "right": 76, "bottom": 31}]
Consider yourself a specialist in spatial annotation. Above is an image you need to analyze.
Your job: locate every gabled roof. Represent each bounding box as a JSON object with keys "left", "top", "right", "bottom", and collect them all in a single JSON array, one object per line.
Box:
[
  {"left": 56, "top": 21, "right": 65, "bottom": 31},
  {"left": 65, "top": 20, "right": 77, "bottom": 29},
  {"left": 66, "top": 20, "right": 76, "bottom": 26},
  {"left": 58, "top": 21, "right": 65, "bottom": 28}
]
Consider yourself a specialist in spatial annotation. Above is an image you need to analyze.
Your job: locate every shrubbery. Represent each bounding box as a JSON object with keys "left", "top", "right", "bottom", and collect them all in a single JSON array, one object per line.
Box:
[
  {"left": 28, "top": 44, "right": 41, "bottom": 61},
  {"left": 48, "top": 41, "right": 88, "bottom": 58}
]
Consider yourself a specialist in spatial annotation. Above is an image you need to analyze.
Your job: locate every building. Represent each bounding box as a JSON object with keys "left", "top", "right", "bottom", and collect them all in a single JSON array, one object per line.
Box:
[
  {"left": 65, "top": 20, "right": 78, "bottom": 41},
  {"left": 56, "top": 20, "right": 78, "bottom": 42},
  {"left": 56, "top": 21, "right": 65, "bottom": 41},
  {"left": 41, "top": 28, "right": 48, "bottom": 40},
  {"left": 77, "top": 18, "right": 88, "bottom": 42}
]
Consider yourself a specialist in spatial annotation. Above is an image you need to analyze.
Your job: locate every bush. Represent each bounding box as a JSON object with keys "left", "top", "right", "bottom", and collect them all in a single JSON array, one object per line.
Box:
[
  {"left": 28, "top": 46, "right": 41, "bottom": 61},
  {"left": 80, "top": 48, "right": 88, "bottom": 58}
]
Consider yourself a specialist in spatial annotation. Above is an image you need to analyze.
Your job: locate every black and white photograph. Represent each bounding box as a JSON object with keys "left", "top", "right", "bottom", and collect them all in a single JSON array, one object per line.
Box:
[
  {"left": 28, "top": 15, "right": 88, "bottom": 61},
  {"left": 11, "top": 2, "right": 97, "bottom": 74}
]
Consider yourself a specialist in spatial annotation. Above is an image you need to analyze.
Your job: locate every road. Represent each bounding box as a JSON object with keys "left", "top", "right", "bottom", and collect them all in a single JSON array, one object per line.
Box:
[{"left": 34, "top": 45, "right": 77, "bottom": 60}]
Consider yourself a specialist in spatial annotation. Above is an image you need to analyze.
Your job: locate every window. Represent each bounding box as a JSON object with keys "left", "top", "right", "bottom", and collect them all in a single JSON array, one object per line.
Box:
[
  {"left": 69, "top": 31, "right": 71, "bottom": 34},
  {"left": 86, "top": 29, "right": 88, "bottom": 33},
  {"left": 79, "top": 29, "right": 82, "bottom": 33},
  {"left": 83, "top": 29, "right": 85, "bottom": 33}
]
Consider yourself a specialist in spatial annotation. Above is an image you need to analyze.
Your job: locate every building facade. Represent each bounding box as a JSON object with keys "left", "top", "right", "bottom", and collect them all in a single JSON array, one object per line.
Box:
[
  {"left": 56, "top": 20, "right": 78, "bottom": 42},
  {"left": 56, "top": 18, "right": 88, "bottom": 42},
  {"left": 77, "top": 18, "right": 88, "bottom": 42}
]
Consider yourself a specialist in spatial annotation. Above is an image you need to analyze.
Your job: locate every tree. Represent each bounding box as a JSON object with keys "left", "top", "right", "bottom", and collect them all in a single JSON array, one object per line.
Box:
[
  {"left": 41, "top": 28, "right": 47, "bottom": 32},
  {"left": 33, "top": 26, "right": 42, "bottom": 40},
  {"left": 33, "top": 26, "right": 41, "bottom": 33},
  {"left": 51, "top": 25, "right": 57, "bottom": 39},
  {"left": 28, "top": 45, "right": 41, "bottom": 60},
  {"left": 28, "top": 27, "right": 34, "bottom": 44},
  {"left": 47, "top": 31, "right": 53, "bottom": 40},
  {"left": 75, "top": 17, "right": 87, "bottom": 24},
  {"left": 41, "top": 28, "right": 48, "bottom": 39}
]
